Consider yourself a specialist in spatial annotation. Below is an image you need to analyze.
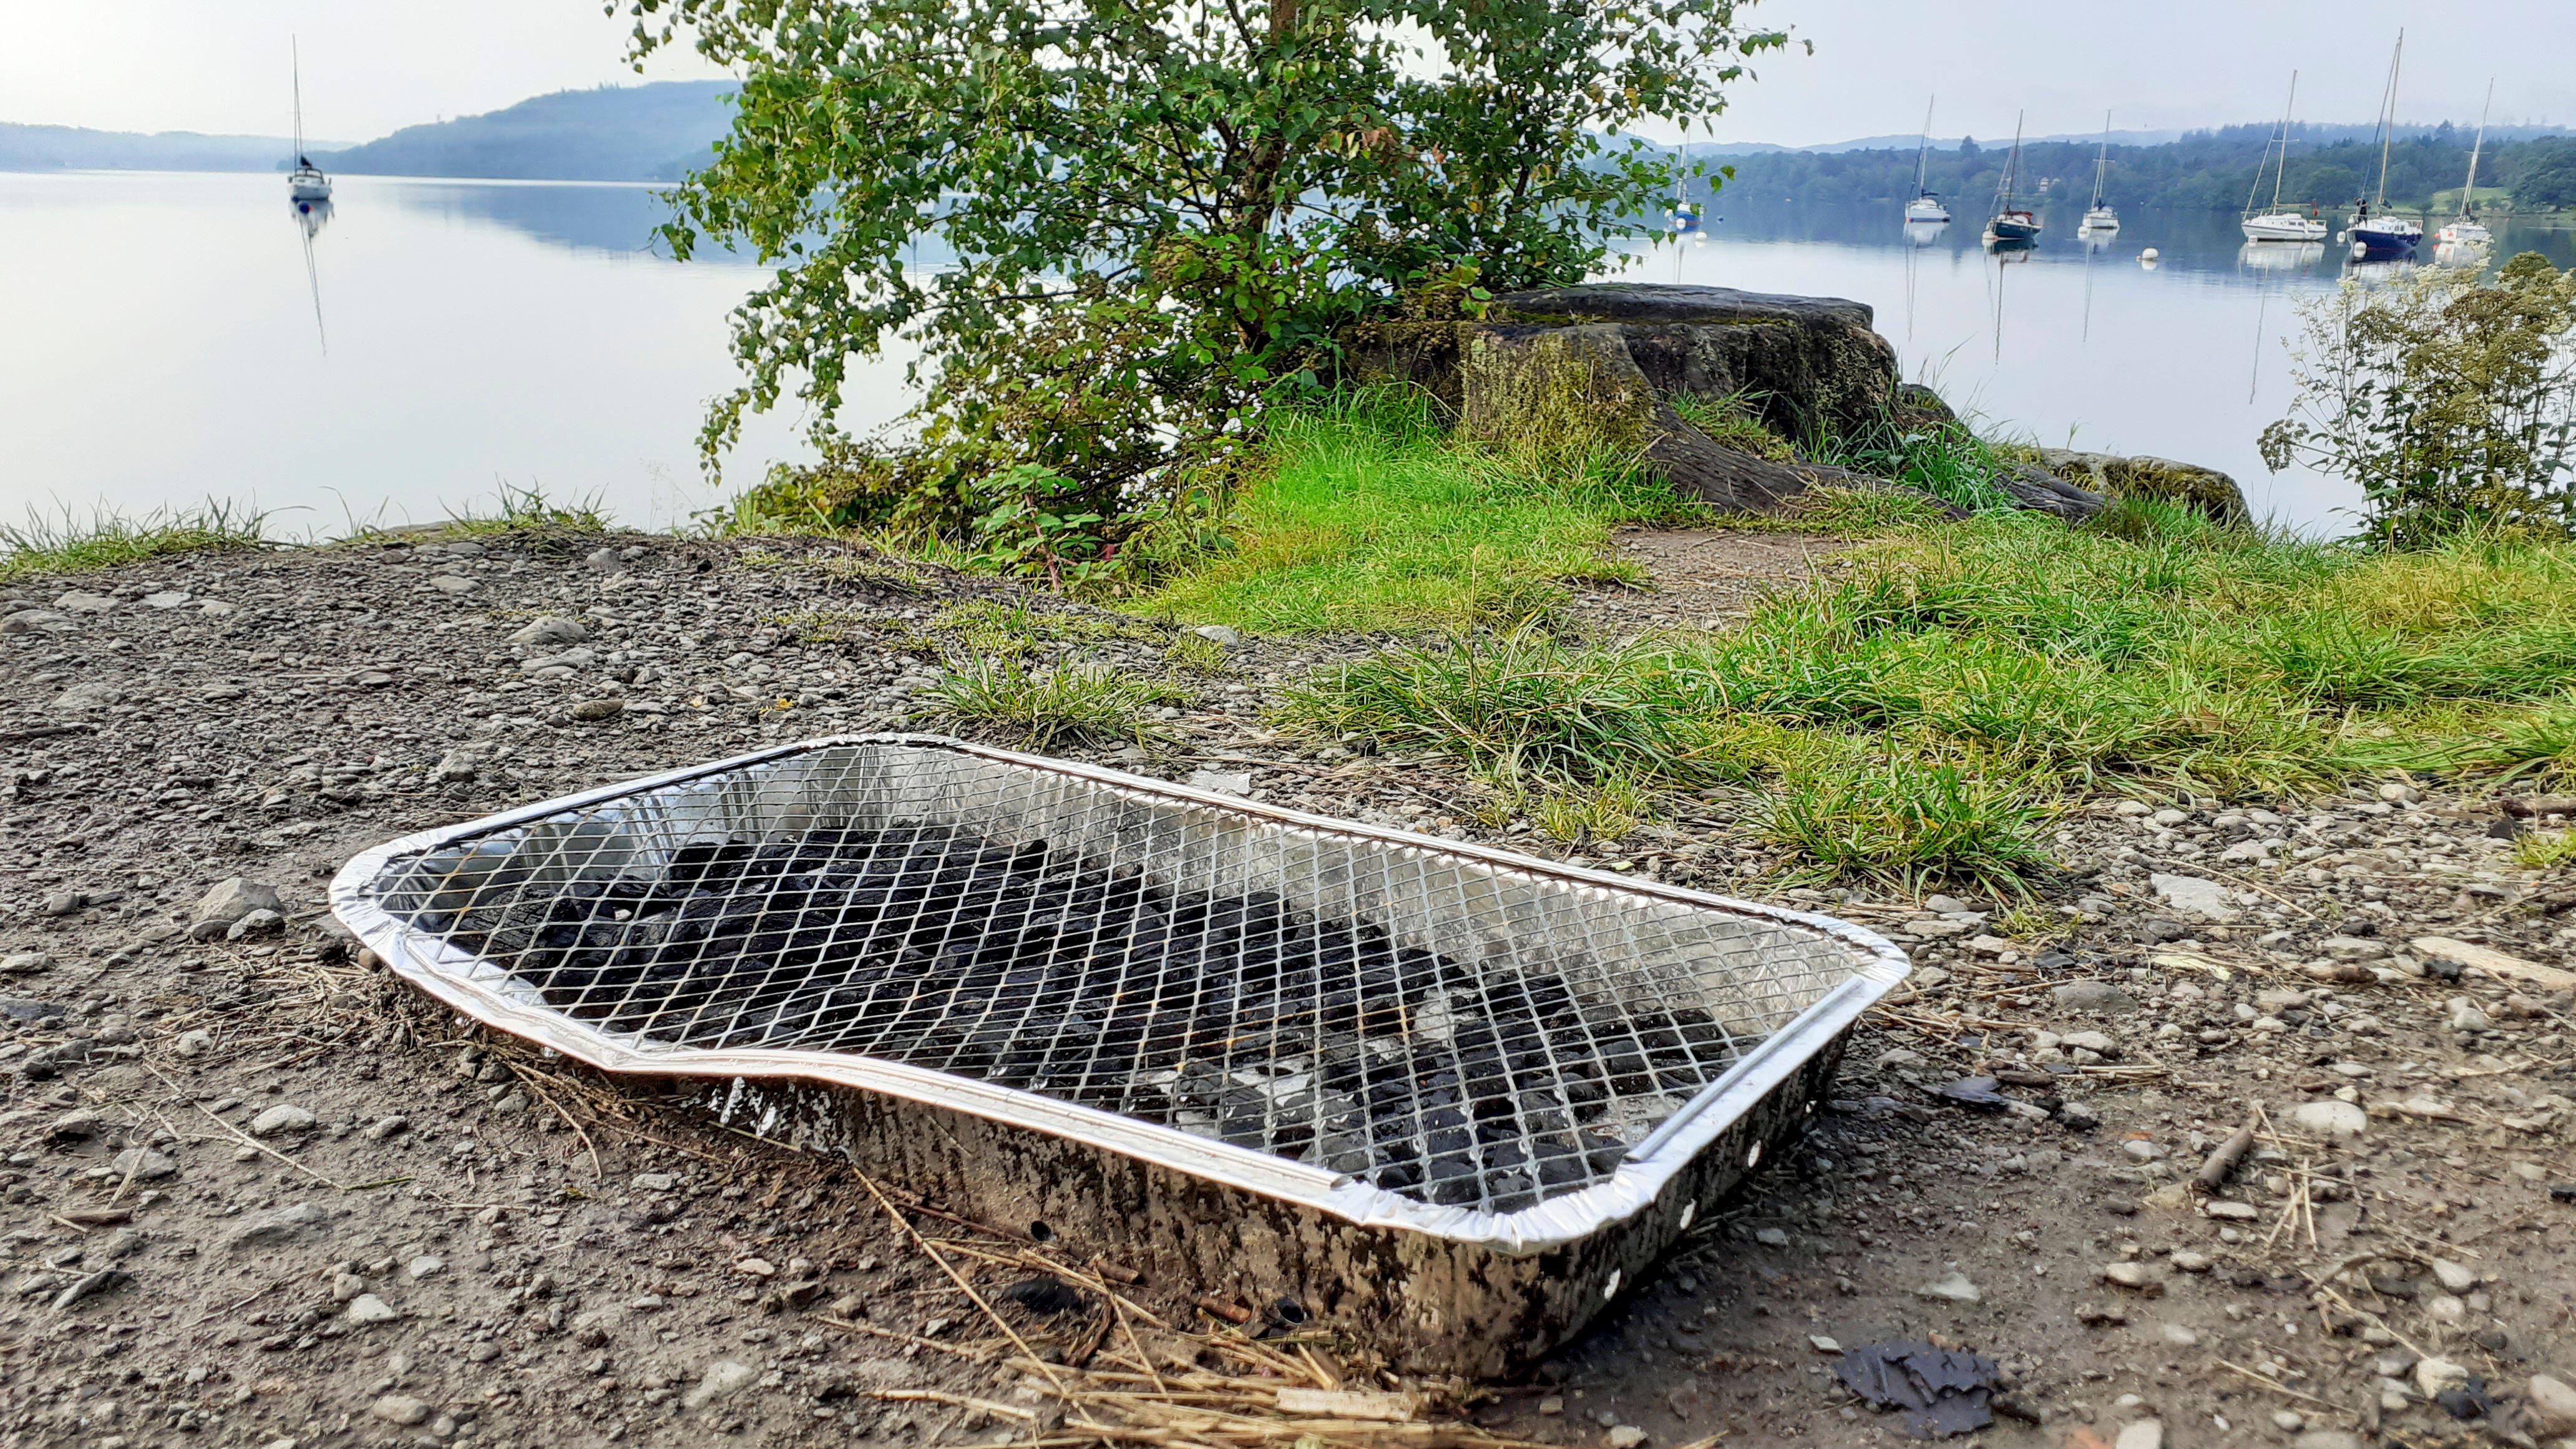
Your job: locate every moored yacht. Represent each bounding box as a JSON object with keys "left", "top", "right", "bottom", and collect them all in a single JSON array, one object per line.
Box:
[
  {"left": 286, "top": 40, "right": 331, "bottom": 204},
  {"left": 2343, "top": 33, "right": 2421, "bottom": 260},
  {"left": 2079, "top": 113, "right": 2118, "bottom": 232},
  {"left": 1983, "top": 114, "right": 2040, "bottom": 246},
  {"left": 2243, "top": 72, "right": 2326, "bottom": 243},
  {"left": 1904, "top": 99, "right": 1951, "bottom": 225}
]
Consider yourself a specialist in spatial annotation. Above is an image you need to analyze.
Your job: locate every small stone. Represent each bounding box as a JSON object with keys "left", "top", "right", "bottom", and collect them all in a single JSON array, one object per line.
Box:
[
  {"left": 1753, "top": 1227, "right": 1790, "bottom": 1247},
  {"left": 142, "top": 590, "right": 192, "bottom": 608},
  {"left": 41, "top": 890, "right": 79, "bottom": 917},
  {"left": 568, "top": 698, "right": 625, "bottom": 722},
  {"left": 2114, "top": 1422, "right": 2163, "bottom": 1449},
  {"left": 2289, "top": 1100, "right": 2368, "bottom": 1139},
  {"left": 1925, "top": 894, "right": 1973, "bottom": 914},
  {"left": 1, "top": 953, "right": 54, "bottom": 975},
  {"left": 2051, "top": 981, "right": 2139, "bottom": 1013},
  {"left": 2429, "top": 1259, "right": 2477, "bottom": 1294},
  {"left": 2523, "top": 1374, "right": 2576, "bottom": 1436},
  {"left": 228, "top": 1202, "right": 328, "bottom": 1248},
  {"left": 53, "top": 591, "right": 118, "bottom": 613},
  {"left": 734, "top": 1257, "right": 777, "bottom": 1277},
  {"left": 173, "top": 1028, "right": 213, "bottom": 1056},
  {"left": 2057, "top": 1100, "right": 2102, "bottom": 1131},
  {"left": 632, "top": 1172, "right": 678, "bottom": 1192},
  {"left": 2061, "top": 1030, "right": 2119, "bottom": 1056},
  {"left": 583, "top": 547, "right": 622, "bottom": 572},
  {"left": 371, "top": 1394, "right": 430, "bottom": 1427},
  {"left": 1913, "top": 1271, "right": 1981, "bottom": 1304},
  {"left": 407, "top": 1256, "right": 445, "bottom": 1281},
  {"left": 1607, "top": 1428, "right": 1648, "bottom": 1449},
  {"left": 1190, "top": 624, "right": 1242, "bottom": 648},
  {"left": 2152, "top": 872, "right": 2242, "bottom": 922},
  {"left": 225, "top": 909, "right": 284, "bottom": 941},
  {"left": 193, "top": 877, "right": 283, "bottom": 927},
  {"left": 248, "top": 1105, "right": 318, "bottom": 1138},
  {"left": 2100, "top": 1262, "right": 2160, "bottom": 1292},
  {"left": 107, "top": 1148, "right": 177, "bottom": 1182},
  {"left": 346, "top": 1294, "right": 400, "bottom": 1325},
  {"left": 508, "top": 616, "right": 588, "bottom": 646},
  {"left": 331, "top": 1272, "right": 365, "bottom": 1302},
  {"left": 2321, "top": 936, "right": 2386, "bottom": 962},
  {"left": 2168, "top": 1251, "right": 2212, "bottom": 1272},
  {"left": 1809, "top": 1335, "right": 1842, "bottom": 1354},
  {"left": 363, "top": 1116, "right": 409, "bottom": 1141},
  {"left": 427, "top": 574, "right": 477, "bottom": 595},
  {"left": 2159, "top": 1322, "right": 2198, "bottom": 1347},
  {"left": 2271, "top": 1410, "right": 2306, "bottom": 1432},
  {"left": 2446, "top": 997, "right": 2491, "bottom": 1033},
  {"left": 2377, "top": 782, "right": 2421, "bottom": 803},
  {"left": 2415, "top": 1357, "right": 2470, "bottom": 1399},
  {"left": 683, "top": 1360, "right": 758, "bottom": 1410},
  {"left": 1186, "top": 769, "right": 1256, "bottom": 798}
]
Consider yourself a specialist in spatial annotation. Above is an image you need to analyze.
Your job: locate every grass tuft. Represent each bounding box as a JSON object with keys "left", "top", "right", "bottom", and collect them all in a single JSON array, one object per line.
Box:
[
  {"left": 920, "top": 656, "right": 1172, "bottom": 749},
  {"left": 2513, "top": 827, "right": 2576, "bottom": 871},
  {"left": 438, "top": 482, "right": 610, "bottom": 538},
  {"left": 0, "top": 502, "right": 270, "bottom": 585},
  {"left": 1756, "top": 752, "right": 2055, "bottom": 897}
]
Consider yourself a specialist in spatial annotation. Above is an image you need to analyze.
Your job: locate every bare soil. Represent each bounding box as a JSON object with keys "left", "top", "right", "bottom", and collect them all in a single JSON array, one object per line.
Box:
[{"left": 1, "top": 530, "right": 2571, "bottom": 1449}]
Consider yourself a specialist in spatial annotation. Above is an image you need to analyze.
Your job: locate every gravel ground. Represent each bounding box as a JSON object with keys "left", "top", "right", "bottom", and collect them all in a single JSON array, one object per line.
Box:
[{"left": 1, "top": 530, "right": 2572, "bottom": 1449}]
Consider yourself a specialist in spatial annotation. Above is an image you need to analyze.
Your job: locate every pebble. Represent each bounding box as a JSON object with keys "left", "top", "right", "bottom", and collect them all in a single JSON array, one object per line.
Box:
[
  {"left": 427, "top": 575, "right": 477, "bottom": 595},
  {"left": 1913, "top": 1271, "right": 1981, "bottom": 1304},
  {"left": 568, "top": 698, "right": 625, "bottom": 722},
  {"left": 2158, "top": 1322, "right": 2198, "bottom": 1347},
  {"left": 107, "top": 1148, "right": 178, "bottom": 1181},
  {"left": 2524, "top": 1374, "right": 2576, "bottom": 1436},
  {"left": 370, "top": 1394, "right": 431, "bottom": 1426},
  {"left": 1753, "top": 1227, "right": 1790, "bottom": 1247},
  {"left": 363, "top": 1116, "right": 409, "bottom": 1141},
  {"left": 2415, "top": 1357, "right": 2470, "bottom": 1399},
  {"left": 228, "top": 1202, "right": 328, "bottom": 1248},
  {"left": 1, "top": 953, "right": 54, "bottom": 976},
  {"left": 2288, "top": 1100, "right": 2368, "bottom": 1138},
  {"left": 407, "top": 1255, "right": 446, "bottom": 1281},
  {"left": 346, "top": 1294, "right": 400, "bottom": 1325},
  {"left": 193, "top": 877, "right": 283, "bottom": 928},
  {"left": 2114, "top": 1419, "right": 2163, "bottom": 1449},
  {"left": 173, "top": 1029, "right": 213, "bottom": 1056},
  {"left": 1607, "top": 1427, "right": 1648, "bottom": 1449},
  {"left": 2051, "top": 981, "right": 2138, "bottom": 1013},
  {"left": 2150, "top": 872, "right": 2240, "bottom": 922},
  {"left": 2168, "top": 1251, "right": 2212, "bottom": 1272},
  {"left": 1186, "top": 769, "right": 1256, "bottom": 798},
  {"left": 683, "top": 1360, "right": 758, "bottom": 1410},
  {"left": 248, "top": 1104, "right": 318, "bottom": 1137},
  {"left": 633, "top": 1172, "right": 678, "bottom": 1192},
  {"left": 225, "top": 909, "right": 284, "bottom": 941},
  {"left": 2294, "top": 1433, "right": 2362, "bottom": 1449},
  {"left": 2099, "top": 1262, "right": 2160, "bottom": 1293},
  {"left": 509, "top": 616, "right": 588, "bottom": 646},
  {"left": 1190, "top": 624, "right": 1242, "bottom": 648}
]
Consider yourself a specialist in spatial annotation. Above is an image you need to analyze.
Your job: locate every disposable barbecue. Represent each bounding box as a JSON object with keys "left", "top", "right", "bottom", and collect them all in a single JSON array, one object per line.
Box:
[{"left": 332, "top": 734, "right": 1906, "bottom": 1372}]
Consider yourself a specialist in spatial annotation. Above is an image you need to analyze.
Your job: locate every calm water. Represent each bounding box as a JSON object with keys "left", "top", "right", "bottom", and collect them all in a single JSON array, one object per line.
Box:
[
  {"left": 8, "top": 171, "right": 2572, "bottom": 535},
  {"left": 1621, "top": 202, "right": 2576, "bottom": 530}
]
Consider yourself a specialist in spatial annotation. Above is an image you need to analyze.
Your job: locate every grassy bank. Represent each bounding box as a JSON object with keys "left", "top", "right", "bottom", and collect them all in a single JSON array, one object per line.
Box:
[
  {"left": 1136, "top": 393, "right": 1695, "bottom": 634},
  {"left": 1134, "top": 406, "right": 2576, "bottom": 891},
  {"left": 0, "top": 504, "right": 272, "bottom": 586}
]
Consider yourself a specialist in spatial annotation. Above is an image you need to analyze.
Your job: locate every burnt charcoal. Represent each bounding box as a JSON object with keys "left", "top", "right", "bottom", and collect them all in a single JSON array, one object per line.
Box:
[
  {"left": 997, "top": 1274, "right": 1090, "bottom": 1317},
  {"left": 392, "top": 817, "right": 1752, "bottom": 1211}
]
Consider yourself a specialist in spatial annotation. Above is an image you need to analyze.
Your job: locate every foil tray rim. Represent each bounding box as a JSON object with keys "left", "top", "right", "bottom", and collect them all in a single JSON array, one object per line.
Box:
[{"left": 329, "top": 733, "right": 1907, "bottom": 1255}]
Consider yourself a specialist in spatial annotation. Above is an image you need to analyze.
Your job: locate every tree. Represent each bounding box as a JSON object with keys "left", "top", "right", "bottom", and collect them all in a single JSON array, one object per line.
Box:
[
  {"left": 2298, "top": 163, "right": 2360, "bottom": 208},
  {"left": 2515, "top": 140, "right": 2576, "bottom": 210},
  {"left": 623, "top": 0, "right": 1787, "bottom": 570},
  {"left": 2261, "top": 253, "right": 2576, "bottom": 546}
]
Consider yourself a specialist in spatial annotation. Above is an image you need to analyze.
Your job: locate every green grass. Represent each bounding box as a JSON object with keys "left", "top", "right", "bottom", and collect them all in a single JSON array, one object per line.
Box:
[
  {"left": 1, "top": 502, "right": 271, "bottom": 584},
  {"left": 1285, "top": 459, "right": 2576, "bottom": 889},
  {"left": 2514, "top": 827, "right": 2576, "bottom": 871},
  {"left": 919, "top": 656, "right": 1176, "bottom": 749},
  {"left": 1135, "top": 391, "right": 1695, "bottom": 634},
  {"left": 437, "top": 482, "right": 610, "bottom": 538}
]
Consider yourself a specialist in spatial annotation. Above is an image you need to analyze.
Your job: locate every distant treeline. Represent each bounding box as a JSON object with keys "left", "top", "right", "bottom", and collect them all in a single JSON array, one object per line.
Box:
[
  {"left": 315, "top": 82, "right": 734, "bottom": 182},
  {"left": 1699, "top": 123, "right": 2576, "bottom": 213}
]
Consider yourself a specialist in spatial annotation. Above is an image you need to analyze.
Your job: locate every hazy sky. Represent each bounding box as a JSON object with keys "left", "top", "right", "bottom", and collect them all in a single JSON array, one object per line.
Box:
[{"left": 9, "top": 0, "right": 2574, "bottom": 145}]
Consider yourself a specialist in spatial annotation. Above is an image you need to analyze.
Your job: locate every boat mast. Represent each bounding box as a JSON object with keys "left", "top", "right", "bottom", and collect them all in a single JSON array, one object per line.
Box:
[
  {"left": 291, "top": 36, "right": 303, "bottom": 165},
  {"left": 1996, "top": 111, "right": 2024, "bottom": 217},
  {"left": 2092, "top": 112, "right": 2110, "bottom": 208},
  {"left": 2271, "top": 72, "right": 2296, "bottom": 212},
  {"left": 2372, "top": 31, "right": 2403, "bottom": 210},
  {"left": 2461, "top": 78, "right": 2492, "bottom": 218},
  {"left": 1916, "top": 97, "right": 1936, "bottom": 198}
]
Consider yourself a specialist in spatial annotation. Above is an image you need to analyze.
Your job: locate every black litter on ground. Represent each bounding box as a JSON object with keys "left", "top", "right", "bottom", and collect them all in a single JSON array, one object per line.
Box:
[{"left": 1833, "top": 1341, "right": 1999, "bottom": 1439}]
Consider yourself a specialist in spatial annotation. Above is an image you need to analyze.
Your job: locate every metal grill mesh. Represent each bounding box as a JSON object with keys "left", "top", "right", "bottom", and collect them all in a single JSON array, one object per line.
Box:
[{"left": 363, "top": 739, "right": 1862, "bottom": 1214}]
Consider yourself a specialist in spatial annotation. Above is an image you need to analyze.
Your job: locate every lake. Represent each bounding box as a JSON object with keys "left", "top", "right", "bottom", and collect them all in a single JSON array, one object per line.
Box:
[{"left": 7, "top": 170, "right": 2572, "bottom": 536}]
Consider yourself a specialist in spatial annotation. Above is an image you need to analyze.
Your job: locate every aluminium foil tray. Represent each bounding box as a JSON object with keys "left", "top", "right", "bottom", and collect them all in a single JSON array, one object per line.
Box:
[{"left": 330, "top": 734, "right": 1906, "bottom": 1373}]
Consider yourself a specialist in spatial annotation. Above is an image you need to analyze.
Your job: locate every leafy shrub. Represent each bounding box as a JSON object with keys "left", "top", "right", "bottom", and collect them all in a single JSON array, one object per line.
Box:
[{"left": 2261, "top": 254, "right": 2576, "bottom": 545}]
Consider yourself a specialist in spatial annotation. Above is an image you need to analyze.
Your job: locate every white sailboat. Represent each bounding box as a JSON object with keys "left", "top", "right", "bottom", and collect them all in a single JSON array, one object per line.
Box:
[
  {"left": 286, "top": 39, "right": 332, "bottom": 205},
  {"left": 2243, "top": 72, "right": 2327, "bottom": 243},
  {"left": 2080, "top": 112, "right": 2119, "bottom": 232},
  {"left": 1905, "top": 98, "right": 1950, "bottom": 224},
  {"left": 2434, "top": 79, "right": 2494, "bottom": 253},
  {"left": 2346, "top": 33, "right": 2422, "bottom": 259}
]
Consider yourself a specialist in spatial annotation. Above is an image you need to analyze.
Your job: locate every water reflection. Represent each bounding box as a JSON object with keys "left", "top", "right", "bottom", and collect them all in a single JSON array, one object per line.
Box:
[
  {"left": 2238, "top": 242, "right": 2325, "bottom": 273},
  {"left": 291, "top": 197, "right": 332, "bottom": 351}
]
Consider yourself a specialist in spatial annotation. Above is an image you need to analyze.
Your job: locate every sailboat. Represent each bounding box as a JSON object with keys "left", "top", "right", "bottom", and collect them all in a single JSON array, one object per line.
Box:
[
  {"left": 2080, "top": 113, "right": 2119, "bottom": 232},
  {"left": 2435, "top": 79, "right": 2495, "bottom": 252},
  {"left": 1669, "top": 172, "right": 1700, "bottom": 233},
  {"left": 2346, "top": 32, "right": 2422, "bottom": 260},
  {"left": 1905, "top": 99, "right": 1951, "bottom": 224},
  {"left": 1983, "top": 113, "right": 2040, "bottom": 247},
  {"left": 286, "top": 39, "right": 331, "bottom": 205},
  {"left": 2243, "top": 72, "right": 2328, "bottom": 242}
]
